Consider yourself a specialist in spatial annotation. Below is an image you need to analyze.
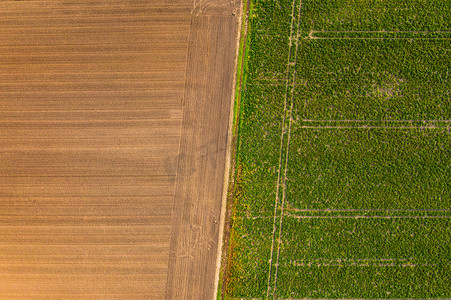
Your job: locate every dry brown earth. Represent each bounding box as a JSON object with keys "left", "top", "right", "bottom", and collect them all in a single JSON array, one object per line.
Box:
[{"left": 0, "top": 0, "right": 239, "bottom": 299}]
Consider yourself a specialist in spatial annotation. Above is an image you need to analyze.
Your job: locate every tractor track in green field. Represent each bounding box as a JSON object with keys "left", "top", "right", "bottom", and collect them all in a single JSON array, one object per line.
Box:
[
  {"left": 266, "top": 0, "right": 303, "bottom": 298},
  {"left": 285, "top": 207, "right": 451, "bottom": 212},
  {"left": 295, "top": 126, "right": 450, "bottom": 129},
  {"left": 229, "top": 298, "right": 451, "bottom": 300},
  {"left": 285, "top": 214, "right": 450, "bottom": 219}
]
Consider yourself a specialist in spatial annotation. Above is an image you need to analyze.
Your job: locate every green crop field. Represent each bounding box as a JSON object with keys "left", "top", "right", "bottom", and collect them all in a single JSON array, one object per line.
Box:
[{"left": 223, "top": 0, "right": 450, "bottom": 299}]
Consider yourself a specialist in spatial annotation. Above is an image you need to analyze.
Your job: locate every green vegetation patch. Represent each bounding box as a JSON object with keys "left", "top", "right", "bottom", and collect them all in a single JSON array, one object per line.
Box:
[
  {"left": 276, "top": 264, "right": 450, "bottom": 298},
  {"left": 300, "top": 0, "right": 451, "bottom": 31},
  {"left": 280, "top": 217, "right": 450, "bottom": 263},
  {"left": 226, "top": 217, "right": 274, "bottom": 298},
  {"left": 246, "top": 0, "right": 293, "bottom": 80},
  {"left": 294, "top": 39, "right": 451, "bottom": 120},
  {"left": 286, "top": 128, "right": 451, "bottom": 210},
  {"left": 276, "top": 216, "right": 451, "bottom": 298},
  {"left": 236, "top": 85, "right": 285, "bottom": 215}
]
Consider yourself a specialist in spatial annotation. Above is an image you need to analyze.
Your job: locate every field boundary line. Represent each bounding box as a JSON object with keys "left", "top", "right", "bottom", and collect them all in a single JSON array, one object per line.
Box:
[
  {"left": 290, "top": 263, "right": 445, "bottom": 267},
  {"left": 214, "top": 0, "right": 246, "bottom": 297},
  {"left": 310, "top": 30, "right": 451, "bottom": 33},
  {"left": 286, "top": 208, "right": 451, "bottom": 212},
  {"left": 308, "top": 29, "right": 451, "bottom": 39},
  {"left": 294, "top": 258, "right": 411, "bottom": 261},
  {"left": 309, "top": 37, "right": 451, "bottom": 40},
  {"left": 300, "top": 119, "right": 451, "bottom": 122},
  {"left": 265, "top": 0, "right": 300, "bottom": 297},
  {"left": 285, "top": 213, "right": 450, "bottom": 219},
  {"left": 296, "top": 126, "right": 450, "bottom": 129}
]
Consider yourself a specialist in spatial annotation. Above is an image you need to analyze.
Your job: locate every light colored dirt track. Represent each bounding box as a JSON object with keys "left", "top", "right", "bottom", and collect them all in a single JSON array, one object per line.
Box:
[{"left": 0, "top": 0, "right": 238, "bottom": 298}]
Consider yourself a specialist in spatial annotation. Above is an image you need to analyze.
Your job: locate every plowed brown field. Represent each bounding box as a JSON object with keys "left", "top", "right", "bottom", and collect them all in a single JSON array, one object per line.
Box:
[{"left": 0, "top": 0, "right": 240, "bottom": 299}]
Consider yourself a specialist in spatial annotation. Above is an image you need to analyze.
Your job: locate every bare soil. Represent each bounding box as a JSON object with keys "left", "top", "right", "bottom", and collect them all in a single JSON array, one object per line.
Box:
[
  {"left": 165, "top": 0, "right": 241, "bottom": 299},
  {"left": 0, "top": 0, "right": 239, "bottom": 298}
]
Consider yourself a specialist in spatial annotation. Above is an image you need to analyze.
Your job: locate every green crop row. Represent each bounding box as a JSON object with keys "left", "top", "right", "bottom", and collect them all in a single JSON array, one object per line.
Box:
[
  {"left": 287, "top": 128, "right": 451, "bottom": 210},
  {"left": 294, "top": 39, "right": 451, "bottom": 120},
  {"left": 276, "top": 217, "right": 450, "bottom": 297},
  {"left": 276, "top": 264, "right": 450, "bottom": 298},
  {"left": 287, "top": 210, "right": 451, "bottom": 217},
  {"left": 312, "top": 31, "right": 451, "bottom": 39},
  {"left": 245, "top": 0, "right": 293, "bottom": 80},
  {"left": 226, "top": 217, "right": 273, "bottom": 298},
  {"left": 277, "top": 216, "right": 450, "bottom": 297},
  {"left": 281, "top": 217, "right": 450, "bottom": 262},
  {"left": 299, "top": 0, "right": 451, "bottom": 31},
  {"left": 234, "top": 84, "right": 285, "bottom": 215}
]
